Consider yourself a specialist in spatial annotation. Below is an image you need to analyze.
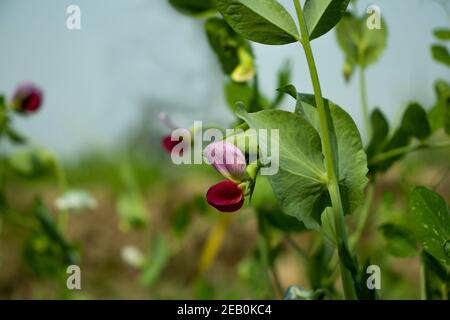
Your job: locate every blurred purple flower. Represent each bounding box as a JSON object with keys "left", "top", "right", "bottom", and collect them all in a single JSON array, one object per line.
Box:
[{"left": 12, "top": 82, "right": 43, "bottom": 113}]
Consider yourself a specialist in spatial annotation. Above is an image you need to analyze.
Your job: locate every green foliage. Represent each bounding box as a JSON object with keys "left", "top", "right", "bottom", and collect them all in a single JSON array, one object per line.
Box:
[
  {"left": 168, "top": 0, "right": 215, "bottom": 16},
  {"left": 366, "top": 108, "right": 389, "bottom": 159},
  {"left": 216, "top": 0, "right": 299, "bottom": 45},
  {"left": 237, "top": 95, "right": 368, "bottom": 229},
  {"left": 428, "top": 79, "right": 450, "bottom": 135},
  {"left": 401, "top": 103, "right": 431, "bottom": 140},
  {"left": 433, "top": 28, "right": 450, "bottom": 41},
  {"left": 225, "top": 81, "right": 268, "bottom": 112},
  {"left": 379, "top": 222, "right": 417, "bottom": 258},
  {"left": 23, "top": 199, "right": 79, "bottom": 278},
  {"left": 303, "top": 0, "right": 350, "bottom": 40},
  {"left": 421, "top": 251, "right": 449, "bottom": 300},
  {"left": 139, "top": 234, "right": 170, "bottom": 286},
  {"left": 205, "top": 17, "right": 254, "bottom": 81},
  {"left": 431, "top": 45, "right": 450, "bottom": 67},
  {"left": 410, "top": 187, "right": 450, "bottom": 266},
  {"left": 8, "top": 147, "right": 55, "bottom": 178},
  {"left": 336, "top": 11, "right": 387, "bottom": 79}
]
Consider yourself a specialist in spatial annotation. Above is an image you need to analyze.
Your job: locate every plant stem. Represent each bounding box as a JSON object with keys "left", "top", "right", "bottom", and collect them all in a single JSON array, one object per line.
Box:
[
  {"left": 293, "top": 0, "right": 356, "bottom": 300},
  {"left": 420, "top": 252, "right": 428, "bottom": 300},
  {"left": 369, "top": 141, "right": 450, "bottom": 166},
  {"left": 359, "top": 67, "right": 371, "bottom": 141}
]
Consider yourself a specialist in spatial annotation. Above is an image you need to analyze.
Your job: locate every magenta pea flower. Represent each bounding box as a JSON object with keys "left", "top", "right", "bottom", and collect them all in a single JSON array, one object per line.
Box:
[
  {"left": 159, "top": 112, "right": 184, "bottom": 154},
  {"left": 12, "top": 82, "right": 43, "bottom": 113},
  {"left": 204, "top": 141, "right": 247, "bottom": 182},
  {"left": 206, "top": 180, "right": 244, "bottom": 212}
]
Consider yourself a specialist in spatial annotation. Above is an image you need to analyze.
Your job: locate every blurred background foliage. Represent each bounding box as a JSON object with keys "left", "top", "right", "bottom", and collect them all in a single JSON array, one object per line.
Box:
[{"left": 0, "top": 0, "right": 449, "bottom": 299}]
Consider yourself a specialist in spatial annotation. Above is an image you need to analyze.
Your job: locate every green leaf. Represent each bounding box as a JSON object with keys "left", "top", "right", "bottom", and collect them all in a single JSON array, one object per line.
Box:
[
  {"left": 400, "top": 103, "right": 431, "bottom": 140},
  {"left": 139, "top": 234, "right": 170, "bottom": 286},
  {"left": 237, "top": 108, "right": 327, "bottom": 229},
  {"left": 410, "top": 186, "right": 450, "bottom": 266},
  {"left": 422, "top": 251, "right": 450, "bottom": 299},
  {"left": 304, "top": 0, "right": 350, "bottom": 41},
  {"left": 216, "top": 0, "right": 299, "bottom": 45},
  {"left": 237, "top": 98, "right": 368, "bottom": 229},
  {"left": 336, "top": 12, "right": 387, "bottom": 68},
  {"left": 205, "top": 17, "right": 254, "bottom": 82},
  {"left": 225, "top": 81, "right": 268, "bottom": 112},
  {"left": 8, "top": 147, "right": 54, "bottom": 178},
  {"left": 434, "top": 28, "right": 450, "bottom": 41},
  {"left": 366, "top": 108, "right": 389, "bottom": 159},
  {"left": 297, "top": 94, "right": 369, "bottom": 216},
  {"left": 205, "top": 17, "right": 245, "bottom": 75},
  {"left": 428, "top": 79, "right": 450, "bottom": 135},
  {"left": 379, "top": 223, "right": 417, "bottom": 258},
  {"left": 171, "top": 203, "right": 192, "bottom": 236},
  {"left": 168, "top": 0, "right": 215, "bottom": 16},
  {"left": 259, "top": 206, "right": 307, "bottom": 233},
  {"left": 431, "top": 44, "right": 450, "bottom": 67}
]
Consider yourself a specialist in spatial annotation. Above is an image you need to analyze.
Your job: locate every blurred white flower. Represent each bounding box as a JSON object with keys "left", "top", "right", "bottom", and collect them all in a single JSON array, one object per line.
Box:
[
  {"left": 121, "top": 245, "right": 144, "bottom": 268},
  {"left": 55, "top": 189, "right": 97, "bottom": 212}
]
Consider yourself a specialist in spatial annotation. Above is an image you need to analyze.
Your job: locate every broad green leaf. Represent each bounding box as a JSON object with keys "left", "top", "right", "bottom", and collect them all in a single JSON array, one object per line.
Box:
[
  {"left": 431, "top": 44, "right": 450, "bottom": 67},
  {"left": 422, "top": 251, "right": 450, "bottom": 300},
  {"left": 410, "top": 186, "right": 450, "bottom": 266},
  {"left": 379, "top": 222, "right": 417, "bottom": 258},
  {"left": 216, "top": 0, "right": 299, "bottom": 45},
  {"left": 236, "top": 108, "right": 328, "bottom": 229},
  {"left": 400, "top": 103, "right": 431, "bottom": 140},
  {"left": 297, "top": 94, "right": 369, "bottom": 216},
  {"left": 259, "top": 206, "right": 307, "bottom": 233},
  {"left": 336, "top": 12, "right": 387, "bottom": 68},
  {"left": 366, "top": 108, "right": 389, "bottom": 159},
  {"left": 433, "top": 28, "right": 450, "bottom": 41},
  {"left": 304, "top": 0, "right": 350, "bottom": 41},
  {"left": 168, "top": 0, "right": 215, "bottom": 16}
]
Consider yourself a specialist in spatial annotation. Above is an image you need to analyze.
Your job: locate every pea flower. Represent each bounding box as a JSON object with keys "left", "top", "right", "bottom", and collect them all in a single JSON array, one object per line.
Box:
[
  {"left": 12, "top": 82, "right": 43, "bottom": 113},
  {"left": 206, "top": 180, "right": 244, "bottom": 212},
  {"left": 204, "top": 141, "right": 248, "bottom": 212},
  {"left": 204, "top": 141, "right": 247, "bottom": 182},
  {"left": 159, "top": 112, "right": 183, "bottom": 153}
]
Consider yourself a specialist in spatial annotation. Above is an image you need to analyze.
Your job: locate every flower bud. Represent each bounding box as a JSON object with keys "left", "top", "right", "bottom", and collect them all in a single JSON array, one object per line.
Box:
[
  {"left": 206, "top": 180, "right": 244, "bottom": 212},
  {"left": 162, "top": 135, "right": 183, "bottom": 153},
  {"left": 204, "top": 141, "right": 247, "bottom": 182},
  {"left": 12, "top": 82, "right": 43, "bottom": 113}
]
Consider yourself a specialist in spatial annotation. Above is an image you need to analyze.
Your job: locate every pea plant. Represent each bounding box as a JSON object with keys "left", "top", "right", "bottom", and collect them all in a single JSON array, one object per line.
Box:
[
  {"left": 0, "top": 83, "right": 94, "bottom": 297},
  {"left": 166, "top": 0, "right": 450, "bottom": 300}
]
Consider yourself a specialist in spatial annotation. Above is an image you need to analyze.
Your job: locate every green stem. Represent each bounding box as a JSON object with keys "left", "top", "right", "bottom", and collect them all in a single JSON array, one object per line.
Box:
[
  {"left": 369, "top": 141, "right": 450, "bottom": 166},
  {"left": 53, "top": 157, "right": 69, "bottom": 232},
  {"left": 359, "top": 67, "right": 371, "bottom": 141},
  {"left": 293, "top": 0, "right": 356, "bottom": 300},
  {"left": 420, "top": 252, "right": 428, "bottom": 300}
]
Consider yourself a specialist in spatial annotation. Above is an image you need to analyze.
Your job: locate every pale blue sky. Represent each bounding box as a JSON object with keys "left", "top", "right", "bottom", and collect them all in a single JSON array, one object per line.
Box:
[{"left": 0, "top": 0, "right": 449, "bottom": 156}]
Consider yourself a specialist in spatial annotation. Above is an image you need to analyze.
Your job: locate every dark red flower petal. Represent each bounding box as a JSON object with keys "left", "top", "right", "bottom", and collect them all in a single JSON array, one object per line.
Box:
[
  {"left": 12, "top": 83, "right": 43, "bottom": 113},
  {"left": 206, "top": 180, "right": 244, "bottom": 213},
  {"left": 162, "top": 135, "right": 182, "bottom": 154}
]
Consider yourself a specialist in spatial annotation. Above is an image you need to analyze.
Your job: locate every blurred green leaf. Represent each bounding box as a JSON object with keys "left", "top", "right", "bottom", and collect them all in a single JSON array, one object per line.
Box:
[
  {"left": 422, "top": 251, "right": 450, "bottom": 300},
  {"left": 171, "top": 203, "right": 191, "bottom": 236},
  {"left": 410, "top": 186, "right": 450, "bottom": 266},
  {"left": 270, "top": 60, "right": 292, "bottom": 108},
  {"left": 259, "top": 207, "right": 307, "bottom": 233},
  {"left": 8, "top": 147, "right": 54, "bottom": 178},
  {"left": 225, "top": 81, "right": 268, "bottom": 113},
  {"left": 5, "top": 127, "right": 26, "bottom": 144},
  {"left": 434, "top": 28, "right": 450, "bottom": 41},
  {"left": 304, "top": 0, "right": 350, "bottom": 41},
  {"left": 401, "top": 103, "right": 431, "bottom": 140},
  {"left": 379, "top": 222, "right": 417, "bottom": 258},
  {"left": 431, "top": 44, "right": 450, "bottom": 67},
  {"left": 428, "top": 79, "right": 450, "bottom": 135},
  {"left": 336, "top": 12, "right": 387, "bottom": 68},
  {"left": 216, "top": 0, "right": 299, "bottom": 45},
  {"left": 23, "top": 199, "right": 79, "bottom": 278},
  {"left": 168, "top": 0, "right": 215, "bottom": 16},
  {"left": 139, "top": 234, "right": 170, "bottom": 286},
  {"left": 366, "top": 109, "right": 389, "bottom": 159},
  {"left": 205, "top": 17, "right": 254, "bottom": 81},
  {"left": 307, "top": 242, "right": 335, "bottom": 292}
]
